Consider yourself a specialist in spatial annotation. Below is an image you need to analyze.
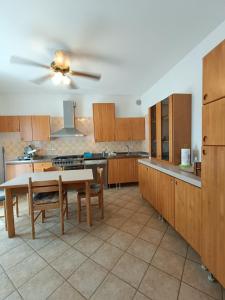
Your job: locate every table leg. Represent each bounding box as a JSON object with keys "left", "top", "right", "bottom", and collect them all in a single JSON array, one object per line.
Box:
[
  {"left": 5, "top": 188, "right": 15, "bottom": 238},
  {"left": 85, "top": 181, "right": 92, "bottom": 226}
]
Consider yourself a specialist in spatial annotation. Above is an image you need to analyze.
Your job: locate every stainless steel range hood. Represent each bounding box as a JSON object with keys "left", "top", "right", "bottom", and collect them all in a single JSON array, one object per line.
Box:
[{"left": 51, "top": 101, "right": 84, "bottom": 138}]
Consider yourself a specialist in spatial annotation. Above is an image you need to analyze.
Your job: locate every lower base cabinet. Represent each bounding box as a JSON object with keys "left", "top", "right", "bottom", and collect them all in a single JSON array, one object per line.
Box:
[
  {"left": 108, "top": 157, "right": 139, "bottom": 184},
  {"left": 138, "top": 163, "right": 201, "bottom": 255},
  {"left": 175, "top": 179, "right": 201, "bottom": 254},
  {"left": 6, "top": 164, "right": 33, "bottom": 180},
  {"left": 33, "top": 162, "right": 53, "bottom": 172}
]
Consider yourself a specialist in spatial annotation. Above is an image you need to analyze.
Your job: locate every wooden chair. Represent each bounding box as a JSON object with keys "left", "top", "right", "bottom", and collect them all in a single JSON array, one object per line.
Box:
[
  {"left": 0, "top": 192, "right": 19, "bottom": 230},
  {"left": 28, "top": 176, "right": 68, "bottom": 239},
  {"left": 77, "top": 167, "right": 104, "bottom": 223}
]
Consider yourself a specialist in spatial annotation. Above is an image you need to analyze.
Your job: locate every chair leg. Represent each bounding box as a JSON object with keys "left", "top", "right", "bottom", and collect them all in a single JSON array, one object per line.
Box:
[
  {"left": 3, "top": 201, "right": 7, "bottom": 231},
  {"left": 15, "top": 196, "right": 19, "bottom": 217},
  {"left": 77, "top": 195, "right": 81, "bottom": 223},
  {"left": 60, "top": 206, "right": 64, "bottom": 235},
  {"left": 100, "top": 193, "right": 104, "bottom": 219},
  {"left": 41, "top": 210, "right": 45, "bottom": 223},
  {"left": 65, "top": 193, "right": 69, "bottom": 220},
  {"left": 31, "top": 211, "right": 35, "bottom": 239}
]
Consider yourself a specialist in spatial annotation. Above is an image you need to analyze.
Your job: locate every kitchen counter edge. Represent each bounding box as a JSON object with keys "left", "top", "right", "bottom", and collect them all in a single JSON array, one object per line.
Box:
[{"left": 138, "top": 158, "right": 201, "bottom": 188}]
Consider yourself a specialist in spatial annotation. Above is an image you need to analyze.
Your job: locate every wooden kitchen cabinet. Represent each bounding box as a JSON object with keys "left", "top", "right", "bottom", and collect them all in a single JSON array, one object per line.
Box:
[
  {"left": 138, "top": 163, "right": 148, "bottom": 200},
  {"left": 0, "top": 116, "right": 20, "bottom": 132},
  {"left": 148, "top": 94, "right": 191, "bottom": 164},
  {"left": 19, "top": 116, "right": 33, "bottom": 141},
  {"left": 157, "top": 172, "right": 175, "bottom": 226},
  {"left": 108, "top": 157, "right": 139, "bottom": 184},
  {"left": 33, "top": 162, "right": 53, "bottom": 172},
  {"left": 202, "top": 98, "right": 225, "bottom": 146},
  {"left": 115, "top": 117, "right": 145, "bottom": 141},
  {"left": 203, "top": 39, "right": 225, "bottom": 104},
  {"left": 146, "top": 166, "right": 158, "bottom": 208},
  {"left": 201, "top": 146, "right": 225, "bottom": 286},
  {"left": 32, "top": 116, "right": 50, "bottom": 141},
  {"left": 6, "top": 163, "right": 33, "bottom": 180},
  {"left": 93, "top": 103, "right": 116, "bottom": 142},
  {"left": 175, "top": 179, "right": 201, "bottom": 254}
]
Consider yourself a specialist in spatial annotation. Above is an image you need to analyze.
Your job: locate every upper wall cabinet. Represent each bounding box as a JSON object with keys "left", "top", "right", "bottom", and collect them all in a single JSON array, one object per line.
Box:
[
  {"left": 115, "top": 117, "right": 145, "bottom": 141},
  {"left": 149, "top": 94, "right": 191, "bottom": 165},
  {"left": 20, "top": 115, "right": 50, "bottom": 141},
  {"left": 93, "top": 103, "right": 116, "bottom": 142},
  {"left": 203, "top": 40, "right": 225, "bottom": 104},
  {"left": 0, "top": 116, "right": 20, "bottom": 132}
]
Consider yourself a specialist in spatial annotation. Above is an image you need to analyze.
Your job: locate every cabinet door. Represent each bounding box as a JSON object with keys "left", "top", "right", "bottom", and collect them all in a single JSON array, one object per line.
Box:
[
  {"left": 32, "top": 116, "right": 50, "bottom": 141},
  {"left": 130, "top": 118, "right": 145, "bottom": 140},
  {"left": 115, "top": 118, "right": 131, "bottom": 141},
  {"left": 19, "top": 116, "right": 33, "bottom": 141},
  {"left": 108, "top": 159, "right": 118, "bottom": 184},
  {"left": 202, "top": 98, "right": 225, "bottom": 146},
  {"left": 157, "top": 172, "right": 175, "bottom": 226},
  {"left": 6, "top": 164, "right": 33, "bottom": 180},
  {"left": 33, "top": 162, "right": 53, "bottom": 172},
  {"left": 156, "top": 103, "right": 162, "bottom": 160},
  {"left": 149, "top": 106, "right": 157, "bottom": 158},
  {"left": 175, "top": 179, "right": 201, "bottom": 254},
  {"left": 147, "top": 167, "right": 158, "bottom": 208},
  {"left": 117, "top": 158, "right": 138, "bottom": 183},
  {"left": 203, "top": 40, "right": 225, "bottom": 104},
  {"left": 93, "top": 103, "right": 115, "bottom": 142},
  {"left": 0, "top": 116, "right": 19, "bottom": 132},
  {"left": 138, "top": 164, "right": 149, "bottom": 201},
  {"left": 201, "top": 146, "right": 225, "bottom": 286}
]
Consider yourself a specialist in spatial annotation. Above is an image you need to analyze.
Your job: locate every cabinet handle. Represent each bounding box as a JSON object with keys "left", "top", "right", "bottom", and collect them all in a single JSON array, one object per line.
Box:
[
  {"left": 203, "top": 94, "right": 208, "bottom": 101},
  {"left": 175, "top": 180, "right": 178, "bottom": 185},
  {"left": 203, "top": 136, "right": 207, "bottom": 142},
  {"left": 202, "top": 149, "right": 207, "bottom": 155}
]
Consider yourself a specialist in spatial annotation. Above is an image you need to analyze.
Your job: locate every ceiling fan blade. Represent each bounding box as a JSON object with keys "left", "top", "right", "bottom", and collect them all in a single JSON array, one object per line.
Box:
[
  {"left": 70, "top": 70, "right": 101, "bottom": 80},
  {"left": 68, "top": 78, "right": 79, "bottom": 89},
  {"left": 31, "top": 74, "right": 52, "bottom": 85},
  {"left": 10, "top": 56, "right": 49, "bottom": 69}
]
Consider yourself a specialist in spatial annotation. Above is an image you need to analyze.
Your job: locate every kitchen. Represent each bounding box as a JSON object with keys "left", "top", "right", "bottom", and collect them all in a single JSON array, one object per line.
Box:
[{"left": 0, "top": 1, "right": 225, "bottom": 300}]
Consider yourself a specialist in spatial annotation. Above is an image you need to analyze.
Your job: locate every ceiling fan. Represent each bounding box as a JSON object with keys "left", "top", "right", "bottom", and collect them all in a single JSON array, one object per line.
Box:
[{"left": 10, "top": 50, "right": 101, "bottom": 89}]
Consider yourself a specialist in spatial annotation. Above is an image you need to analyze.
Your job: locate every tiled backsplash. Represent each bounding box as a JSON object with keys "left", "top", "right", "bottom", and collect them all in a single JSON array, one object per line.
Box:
[{"left": 0, "top": 117, "right": 146, "bottom": 160}]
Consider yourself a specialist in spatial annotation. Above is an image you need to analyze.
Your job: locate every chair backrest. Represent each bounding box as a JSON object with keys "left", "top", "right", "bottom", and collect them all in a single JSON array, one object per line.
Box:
[
  {"left": 43, "top": 166, "right": 59, "bottom": 172},
  {"left": 28, "top": 176, "right": 63, "bottom": 204},
  {"left": 97, "top": 167, "right": 104, "bottom": 190}
]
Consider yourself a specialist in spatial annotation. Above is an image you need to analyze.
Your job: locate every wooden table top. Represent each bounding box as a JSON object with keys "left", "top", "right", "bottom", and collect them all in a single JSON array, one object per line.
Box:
[{"left": 0, "top": 169, "right": 94, "bottom": 189}]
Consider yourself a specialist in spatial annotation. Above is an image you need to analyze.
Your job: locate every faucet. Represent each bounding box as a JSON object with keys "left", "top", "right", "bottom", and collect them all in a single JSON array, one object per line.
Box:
[{"left": 125, "top": 145, "right": 130, "bottom": 154}]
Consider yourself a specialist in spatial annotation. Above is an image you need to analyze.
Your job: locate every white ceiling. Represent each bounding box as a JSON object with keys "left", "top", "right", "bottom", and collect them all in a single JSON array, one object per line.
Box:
[{"left": 0, "top": 0, "right": 225, "bottom": 95}]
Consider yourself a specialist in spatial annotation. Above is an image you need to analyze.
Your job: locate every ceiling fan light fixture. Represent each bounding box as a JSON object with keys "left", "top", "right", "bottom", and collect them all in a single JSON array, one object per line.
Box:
[
  {"left": 62, "top": 75, "right": 71, "bottom": 85},
  {"left": 52, "top": 72, "right": 63, "bottom": 85}
]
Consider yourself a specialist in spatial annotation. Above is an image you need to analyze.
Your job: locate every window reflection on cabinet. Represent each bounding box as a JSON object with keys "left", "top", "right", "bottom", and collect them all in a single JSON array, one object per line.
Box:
[{"left": 161, "top": 98, "right": 169, "bottom": 161}]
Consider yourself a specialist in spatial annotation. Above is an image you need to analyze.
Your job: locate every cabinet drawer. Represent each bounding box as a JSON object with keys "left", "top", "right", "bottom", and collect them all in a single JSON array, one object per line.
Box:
[
  {"left": 202, "top": 98, "right": 225, "bottom": 146},
  {"left": 33, "top": 162, "right": 52, "bottom": 172}
]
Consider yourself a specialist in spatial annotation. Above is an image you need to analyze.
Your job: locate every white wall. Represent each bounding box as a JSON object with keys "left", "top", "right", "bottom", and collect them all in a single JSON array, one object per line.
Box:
[
  {"left": 141, "top": 20, "right": 225, "bottom": 159},
  {"left": 0, "top": 93, "right": 143, "bottom": 117}
]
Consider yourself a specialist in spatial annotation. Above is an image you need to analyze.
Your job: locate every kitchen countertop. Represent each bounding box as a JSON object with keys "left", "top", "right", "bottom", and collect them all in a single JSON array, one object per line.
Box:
[
  {"left": 5, "top": 152, "right": 149, "bottom": 165},
  {"left": 139, "top": 158, "right": 201, "bottom": 188}
]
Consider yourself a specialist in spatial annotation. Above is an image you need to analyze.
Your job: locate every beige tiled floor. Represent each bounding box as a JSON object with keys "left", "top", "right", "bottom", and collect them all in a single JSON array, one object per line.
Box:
[{"left": 0, "top": 186, "right": 224, "bottom": 300}]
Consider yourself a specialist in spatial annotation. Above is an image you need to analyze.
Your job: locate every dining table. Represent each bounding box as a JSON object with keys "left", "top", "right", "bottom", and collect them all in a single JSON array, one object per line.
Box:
[{"left": 0, "top": 169, "right": 94, "bottom": 238}]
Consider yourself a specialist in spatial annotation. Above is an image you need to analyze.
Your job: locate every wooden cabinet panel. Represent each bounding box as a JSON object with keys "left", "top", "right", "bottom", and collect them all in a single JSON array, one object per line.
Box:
[
  {"left": 175, "top": 179, "right": 201, "bottom": 254},
  {"left": 201, "top": 146, "right": 225, "bottom": 286},
  {"left": 203, "top": 40, "right": 225, "bottom": 104},
  {"left": 147, "top": 166, "right": 158, "bottom": 208},
  {"left": 19, "top": 116, "right": 33, "bottom": 141},
  {"left": 117, "top": 158, "right": 138, "bottom": 183},
  {"left": 0, "top": 116, "right": 19, "bottom": 132},
  {"left": 156, "top": 103, "right": 162, "bottom": 160},
  {"left": 6, "top": 164, "right": 33, "bottom": 180},
  {"left": 203, "top": 98, "right": 225, "bottom": 146},
  {"left": 33, "top": 162, "right": 53, "bottom": 172},
  {"left": 32, "top": 116, "right": 50, "bottom": 141},
  {"left": 108, "top": 159, "right": 118, "bottom": 184},
  {"left": 157, "top": 172, "right": 175, "bottom": 226},
  {"left": 115, "top": 118, "right": 131, "bottom": 141},
  {"left": 138, "top": 163, "right": 149, "bottom": 201},
  {"left": 130, "top": 118, "right": 145, "bottom": 140},
  {"left": 93, "top": 103, "right": 115, "bottom": 142}
]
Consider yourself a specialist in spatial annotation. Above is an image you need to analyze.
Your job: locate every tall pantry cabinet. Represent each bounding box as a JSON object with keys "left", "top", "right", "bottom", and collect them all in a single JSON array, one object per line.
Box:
[{"left": 201, "top": 39, "right": 225, "bottom": 287}]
